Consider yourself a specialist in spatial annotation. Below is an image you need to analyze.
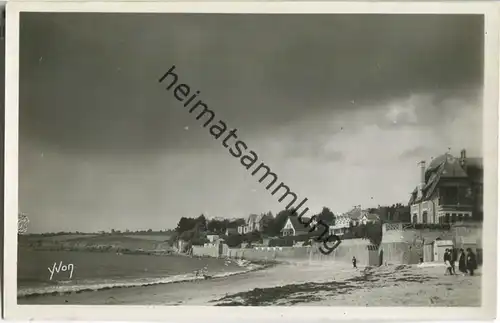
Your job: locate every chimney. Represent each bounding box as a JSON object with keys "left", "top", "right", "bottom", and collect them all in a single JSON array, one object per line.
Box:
[
  {"left": 459, "top": 149, "right": 467, "bottom": 170},
  {"left": 419, "top": 161, "right": 426, "bottom": 186},
  {"left": 417, "top": 161, "right": 426, "bottom": 199}
]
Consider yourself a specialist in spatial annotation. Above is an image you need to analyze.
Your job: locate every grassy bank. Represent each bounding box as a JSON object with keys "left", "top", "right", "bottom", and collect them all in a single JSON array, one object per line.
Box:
[{"left": 19, "top": 233, "right": 175, "bottom": 255}]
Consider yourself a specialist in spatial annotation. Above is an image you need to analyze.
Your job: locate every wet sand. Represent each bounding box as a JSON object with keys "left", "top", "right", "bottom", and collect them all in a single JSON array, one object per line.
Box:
[
  {"left": 19, "top": 262, "right": 481, "bottom": 306},
  {"left": 305, "top": 265, "right": 481, "bottom": 306}
]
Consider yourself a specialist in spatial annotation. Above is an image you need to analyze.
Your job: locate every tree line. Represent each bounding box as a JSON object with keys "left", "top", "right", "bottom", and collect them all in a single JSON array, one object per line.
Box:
[{"left": 171, "top": 207, "right": 336, "bottom": 248}]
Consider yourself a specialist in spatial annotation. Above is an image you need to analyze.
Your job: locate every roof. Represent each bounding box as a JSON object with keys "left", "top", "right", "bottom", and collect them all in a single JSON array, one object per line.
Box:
[
  {"left": 247, "top": 214, "right": 264, "bottom": 224},
  {"left": 363, "top": 213, "right": 380, "bottom": 221},
  {"left": 345, "top": 207, "right": 363, "bottom": 220},
  {"left": 428, "top": 154, "right": 448, "bottom": 170},
  {"left": 281, "top": 216, "right": 311, "bottom": 234},
  {"left": 330, "top": 215, "right": 351, "bottom": 229},
  {"left": 411, "top": 152, "right": 473, "bottom": 204},
  {"left": 336, "top": 214, "right": 351, "bottom": 222}
]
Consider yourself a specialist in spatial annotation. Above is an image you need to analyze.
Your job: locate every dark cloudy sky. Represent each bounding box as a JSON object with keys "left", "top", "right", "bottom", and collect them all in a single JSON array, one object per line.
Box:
[{"left": 19, "top": 13, "right": 484, "bottom": 233}]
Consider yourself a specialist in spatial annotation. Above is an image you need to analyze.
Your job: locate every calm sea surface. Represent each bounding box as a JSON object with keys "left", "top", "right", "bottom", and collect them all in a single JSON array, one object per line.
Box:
[{"left": 18, "top": 248, "right": 252, "bottom": 296}]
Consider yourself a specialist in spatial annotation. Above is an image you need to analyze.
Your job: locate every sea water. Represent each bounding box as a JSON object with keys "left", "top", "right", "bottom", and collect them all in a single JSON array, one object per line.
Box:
[{"left": 18, "top": 248, "right": 260, "bottom": 297}]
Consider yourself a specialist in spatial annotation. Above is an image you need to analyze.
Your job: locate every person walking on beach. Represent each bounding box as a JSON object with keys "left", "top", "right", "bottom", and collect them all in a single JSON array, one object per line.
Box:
[
  {"left": 352, "top": 256, "right": 357, "bottom": 269},
  {"left": 458, "top": 249, "right": 467, "bottom": 275},
  {"left": 466, "top": 248, "right": 477, "bottom": 276},
  {"left": 450, "top": 248, "right": 457, "bottom": 275},
  {"left": 443, "top": 249, "right": 452, "bottom": 275}
]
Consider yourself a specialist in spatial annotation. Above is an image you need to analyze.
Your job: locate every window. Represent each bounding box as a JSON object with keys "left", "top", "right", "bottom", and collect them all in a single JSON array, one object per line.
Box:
[
  {"left": 451, "top": 213, "right": 457, "bottom": 223},
  {"left": 422, "top": 211, "right": 428, "bottom": 224},
  {"left": 445, "top": 213, "right": 450, "bottom": 224},
  {"left": 458, "top": 214, "right": 464, "bottom": 222},
  {"left": 412, "top": 214, "right": 417, "bottom": 223}
]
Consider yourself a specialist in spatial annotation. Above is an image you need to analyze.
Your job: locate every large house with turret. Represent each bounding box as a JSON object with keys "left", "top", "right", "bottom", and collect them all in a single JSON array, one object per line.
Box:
[{"left": 408, "top": 149, "right": 483, "bottom": 224}]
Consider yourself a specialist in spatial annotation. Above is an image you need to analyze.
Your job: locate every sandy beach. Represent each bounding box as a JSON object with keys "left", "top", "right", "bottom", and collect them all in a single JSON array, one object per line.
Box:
[{"left": 19, "top": 261, "right": 481, "bottom": 306}]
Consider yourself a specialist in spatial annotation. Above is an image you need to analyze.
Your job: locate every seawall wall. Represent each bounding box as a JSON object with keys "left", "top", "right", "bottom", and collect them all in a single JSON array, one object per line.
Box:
[{"left": 226, "top": 239, "right": 379, "bottom": 266}]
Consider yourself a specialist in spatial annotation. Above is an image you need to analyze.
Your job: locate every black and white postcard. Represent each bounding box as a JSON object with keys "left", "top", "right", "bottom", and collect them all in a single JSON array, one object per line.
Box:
[{"left": 3, "top": 1, "right": 499, "bottom": 321}]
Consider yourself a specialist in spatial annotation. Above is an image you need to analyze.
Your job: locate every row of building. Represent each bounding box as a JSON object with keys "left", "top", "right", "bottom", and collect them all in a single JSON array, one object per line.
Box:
[
  {"left": 280, "top": 148, "right": 484, "bottom": 236},
  {"left": 220, "top": 148, "right": 483, "bottom": 239},
  {"left": 282, "top": 206, "right": 383, "bottom": 237},
  {"left": 229, "top": 204, "right": 405, "bottom": 238}
]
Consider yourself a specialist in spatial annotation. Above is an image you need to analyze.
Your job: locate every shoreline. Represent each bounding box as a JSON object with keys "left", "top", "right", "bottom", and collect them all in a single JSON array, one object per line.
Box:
[
  {"left": 18, "top": 257, "right": 278, "bottom": 299},
  {"left": 18, "top": 262, "right": 481, "bottom": 306},
  {"left": 18, "top": 260, "right": 344, "bottom": 305}
]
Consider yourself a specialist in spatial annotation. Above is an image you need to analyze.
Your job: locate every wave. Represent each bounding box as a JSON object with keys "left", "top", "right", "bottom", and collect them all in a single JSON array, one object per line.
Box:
[{"left": 18, "top": 262, "right": 266, "bottom": 298}]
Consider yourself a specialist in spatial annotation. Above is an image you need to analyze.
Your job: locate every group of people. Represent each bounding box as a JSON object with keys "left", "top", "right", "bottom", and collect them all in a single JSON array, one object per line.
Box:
[{"left": 444, "top": 248, "right": 478, "bottom": 276}]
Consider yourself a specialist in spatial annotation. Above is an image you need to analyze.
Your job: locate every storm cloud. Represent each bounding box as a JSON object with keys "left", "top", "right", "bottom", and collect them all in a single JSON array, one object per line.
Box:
[{"left": 18, "top": 13, "right": 484, "bottom": 232}]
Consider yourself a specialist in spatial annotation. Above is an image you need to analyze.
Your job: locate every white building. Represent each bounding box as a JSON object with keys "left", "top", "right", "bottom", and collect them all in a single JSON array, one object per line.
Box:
[
  {"left": 206, "top": 234, "right": 220, "bottom": 243},
  {"left": 328, "top": 215, "right": 350, "bottom": 236},
  {"left": 281, "top": 216, "right": 310, "bottom": 236},
  {"left": 238, "top": 214, "right": 265, "bottom": 234},
  {"left": 360, "top": 213, "right": 381, "bottom": 225}
]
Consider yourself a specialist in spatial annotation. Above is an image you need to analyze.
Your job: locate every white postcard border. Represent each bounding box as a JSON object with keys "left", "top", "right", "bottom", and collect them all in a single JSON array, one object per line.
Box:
[{"left": 4, "top": 1, "right": 499, "bottom": 321}]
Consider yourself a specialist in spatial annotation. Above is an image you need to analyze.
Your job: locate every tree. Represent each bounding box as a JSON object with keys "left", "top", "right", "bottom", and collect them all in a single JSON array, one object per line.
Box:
[
  {"left": 191, "top": 233, "right": 209, "bottom": 246},
  {"left": 243, "top": 231, "right": 263, "bottom": 244},
  {"left": 364, "top": 222, "right": 383, "bottom": 246},
  {"left": 346, "top": 223, "right": 382, "bottom": 245},
  {"left": 179, "top": 230, "right": 194, "bottom": 241},
  {"left": 207, "top": 218, "right": 231, "bottom": 234},
  {"left": 317, "top": 207, "right": 336, "bottom": 225},
  {"left": 228, "top": 218, "right": 246, "bottom": 228},
  {"left": 261, "top": 212, "right": 275, "bottom": 236},
  {"left": 168, "top": 232, "right": 179, "bottom": 246},
  {"left": 175, "top": 217, "right": 197, "bottom": 233},
  {"left": 225, "top": 234, "right": 243, "bottom": 248},
  {"left": 207, "top": 219, "right": 221, "bottom": 233},
  {"left": 196, "top": 214, "right": 208, "bottom": 232}
]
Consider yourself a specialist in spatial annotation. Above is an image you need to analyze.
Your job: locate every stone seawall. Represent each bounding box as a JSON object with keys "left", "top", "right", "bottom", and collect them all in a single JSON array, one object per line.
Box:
[
  {"left": 193, "top": 239, "right": 379, "bottom": 266},
  {"left": 380, "top": 223, "right": 482, "bottom": 265},
  {"left": 191, "top": 224, "right": 482, "bottom": 266},
  {"left": 192, "top": 245, "right": 221, "bottom": 258}
]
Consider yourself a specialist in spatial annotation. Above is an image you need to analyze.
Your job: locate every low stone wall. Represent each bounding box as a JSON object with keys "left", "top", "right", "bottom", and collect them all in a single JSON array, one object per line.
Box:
[
  {"left": 380, "top": 223, "right": 482, "bottom": 264},
  {"left": 227, "top": 247, "right": 310, "bottom": 261},
  {"left": 452, "top": 224, "right": 482, "bottom": 247},
  {"left": 227, "top": 248, "right": 282, "bottom": 261},
  {"left": 309, "top": 239, "right": 379, "bottom": 266},
  {"left": 379, "top": 242, "right": 416, "bottom": 265},
  {"left": 227, "top": 239, "right": 379, "bottom": 266},
  {"left": 192, "top": 224, "right": 483, "bottom": 265},
  {"left": 192, "top": 245, "right": 220, "bottom": 258}
]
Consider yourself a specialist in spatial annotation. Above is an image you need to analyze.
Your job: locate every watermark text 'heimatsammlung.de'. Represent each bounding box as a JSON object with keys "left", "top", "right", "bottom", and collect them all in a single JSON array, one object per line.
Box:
[{"left": 158, "top": 65, "right": 340, "bottom": 254}]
